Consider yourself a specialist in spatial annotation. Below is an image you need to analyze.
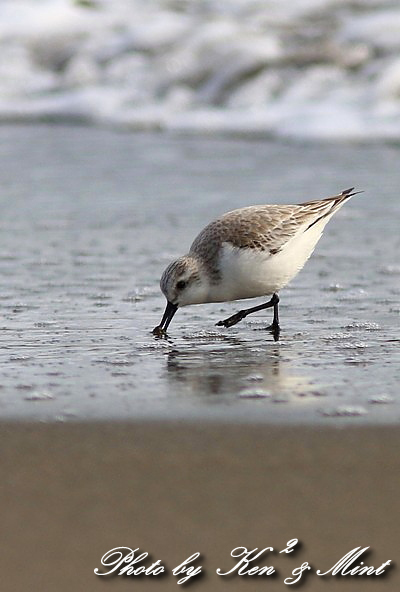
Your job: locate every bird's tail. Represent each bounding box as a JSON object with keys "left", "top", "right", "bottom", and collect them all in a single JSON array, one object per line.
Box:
[
  {"left": 301, "top": 187, "right": 363, "bottom": 207},
  {"left": 303, "top": 187, "right": 363, "bottom": 231}
]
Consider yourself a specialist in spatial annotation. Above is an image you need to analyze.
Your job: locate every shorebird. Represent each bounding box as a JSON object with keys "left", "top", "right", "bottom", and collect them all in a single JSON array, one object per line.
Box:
[{"left": 153, "top": 188, "right": 360, "bottom": 340}]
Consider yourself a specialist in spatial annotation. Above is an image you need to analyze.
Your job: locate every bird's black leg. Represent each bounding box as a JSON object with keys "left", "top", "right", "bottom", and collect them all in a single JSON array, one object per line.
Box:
[
  {"left": 265, "top": 295, "right": 280, "bottom": 341},
  {"left": 216, "top": 293, "right": 280, "bottom": 339}
]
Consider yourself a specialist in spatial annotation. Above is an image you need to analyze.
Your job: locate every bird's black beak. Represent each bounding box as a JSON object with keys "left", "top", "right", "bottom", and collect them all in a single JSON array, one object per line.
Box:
[{"left": 152, "top": 301, "right": 178, "bottom": 336}]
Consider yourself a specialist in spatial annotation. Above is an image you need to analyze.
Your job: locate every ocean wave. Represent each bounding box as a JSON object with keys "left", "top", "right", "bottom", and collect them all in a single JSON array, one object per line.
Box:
[{"left": 1, "top": 0, "right": 400, "bottom": 141}]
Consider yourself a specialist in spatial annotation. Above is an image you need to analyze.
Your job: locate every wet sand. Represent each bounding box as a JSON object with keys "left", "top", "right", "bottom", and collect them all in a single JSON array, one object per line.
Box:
[
  {"left": 0, "top": 125, "right": 399, "bottom": 424},
  {"left": 1, "top": 421, "right": 399, "bottom": 591}
]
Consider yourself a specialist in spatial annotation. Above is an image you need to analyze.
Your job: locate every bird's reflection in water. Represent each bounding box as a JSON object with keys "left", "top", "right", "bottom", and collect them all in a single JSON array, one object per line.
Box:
[{"left": 165, "top": 334, "right": 313, "bottom": 403}]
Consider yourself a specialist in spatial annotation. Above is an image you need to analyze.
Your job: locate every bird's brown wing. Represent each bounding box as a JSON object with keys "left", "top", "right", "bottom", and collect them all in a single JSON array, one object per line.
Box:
[{"left": 190, "top": 189, "right": 358, "bottom": 263}]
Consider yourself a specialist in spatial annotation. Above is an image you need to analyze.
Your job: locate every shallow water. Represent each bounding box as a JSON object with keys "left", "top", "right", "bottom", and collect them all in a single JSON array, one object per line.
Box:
[{"left": 0, "top": 125, "right": 399, "bottom": 423}]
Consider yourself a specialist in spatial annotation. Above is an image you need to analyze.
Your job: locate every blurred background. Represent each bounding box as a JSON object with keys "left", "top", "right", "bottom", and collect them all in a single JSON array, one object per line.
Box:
[{"left": 1, "top": 0, "right": 400, "bottom": 140}]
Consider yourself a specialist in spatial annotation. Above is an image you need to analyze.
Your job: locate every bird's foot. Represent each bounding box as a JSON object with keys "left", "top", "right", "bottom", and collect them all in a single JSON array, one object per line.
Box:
[
  {"left": 266, "top": 321, "right": 280, "bottom": 342},
  {"left": 152, "top": 325, "right": 167, "bottom": 337},
  {"left": 216, "top": 310, "right": 246, "bottom": 328}
]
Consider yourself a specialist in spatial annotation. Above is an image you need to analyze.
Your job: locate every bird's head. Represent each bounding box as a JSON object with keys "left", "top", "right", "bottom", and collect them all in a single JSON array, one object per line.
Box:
[{"left": 152, "top": 255, "right": 209, "bottom": 335}]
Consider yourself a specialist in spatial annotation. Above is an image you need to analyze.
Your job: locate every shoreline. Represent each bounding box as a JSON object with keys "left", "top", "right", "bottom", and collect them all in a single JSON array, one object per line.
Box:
[{"left": 3, "top": 118, "right": 400, "bottom": 146}]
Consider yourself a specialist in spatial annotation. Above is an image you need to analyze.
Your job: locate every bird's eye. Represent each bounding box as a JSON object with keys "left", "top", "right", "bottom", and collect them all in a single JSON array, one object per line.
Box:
[{"left": 176, "top": 280, "right": 187, "bottom": 290}]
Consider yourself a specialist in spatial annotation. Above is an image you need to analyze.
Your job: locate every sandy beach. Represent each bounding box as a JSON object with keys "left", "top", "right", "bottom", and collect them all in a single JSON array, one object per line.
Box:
[{"left": 1, "top": 421, "right": 398, "bottom": 591}]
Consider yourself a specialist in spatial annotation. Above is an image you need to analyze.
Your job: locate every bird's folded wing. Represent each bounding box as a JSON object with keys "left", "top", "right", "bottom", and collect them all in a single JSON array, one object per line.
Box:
[{"left": 190, "top": 190, "right": 355, "bottom": 259}]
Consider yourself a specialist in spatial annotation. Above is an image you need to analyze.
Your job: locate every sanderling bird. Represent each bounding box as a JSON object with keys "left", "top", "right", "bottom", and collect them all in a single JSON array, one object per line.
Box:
[{"left": 153, "top": 188, "right": 361, "bottom": 340}]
